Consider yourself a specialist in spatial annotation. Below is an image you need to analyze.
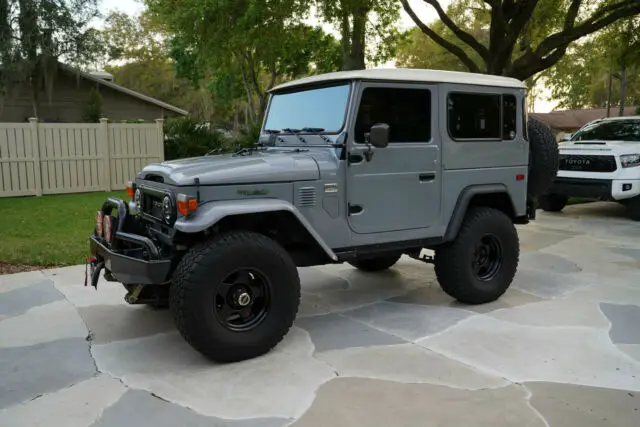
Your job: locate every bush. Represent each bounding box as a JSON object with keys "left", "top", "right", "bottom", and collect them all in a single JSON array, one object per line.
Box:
[
  {"left": 82, "top": 88, "right": 103, "bottom": 123},
  {"left": 163, "top": 117, "right": 231, "bottom": 160}
]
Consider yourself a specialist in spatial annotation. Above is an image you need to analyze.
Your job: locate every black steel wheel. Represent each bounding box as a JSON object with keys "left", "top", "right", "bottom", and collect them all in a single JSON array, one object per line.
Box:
[
  {"left": 435, "top": 207, "right": 519, "bottom": 305},
  {"left": 171, "top": 231, "right": 300, "bottom": 363},
  {"left": 472, "top": 234, "right": 503, "bottom": 281},
  {"left": 214, "top": 268, "right": 271, "bottom": 332}
]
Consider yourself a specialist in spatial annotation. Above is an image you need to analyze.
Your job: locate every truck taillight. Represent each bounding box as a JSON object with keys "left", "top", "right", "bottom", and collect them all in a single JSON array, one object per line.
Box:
[
  {"left": 104, "top": 215, "right": 115, "bottom": 243},
  {"left": 95, "top": 211, "right": 104, "bottom": 237}
]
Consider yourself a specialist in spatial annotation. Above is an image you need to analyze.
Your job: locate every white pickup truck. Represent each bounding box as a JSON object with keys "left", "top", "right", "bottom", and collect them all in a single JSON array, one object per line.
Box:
[{"left": 539, "top": 116, "right": 640, "bottom": 221}]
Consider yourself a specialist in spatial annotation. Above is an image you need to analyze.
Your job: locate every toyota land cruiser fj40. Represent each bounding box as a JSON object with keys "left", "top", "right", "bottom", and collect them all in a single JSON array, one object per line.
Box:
[{"left": 87, "top": 68, "right": 558, "bottom": 362}]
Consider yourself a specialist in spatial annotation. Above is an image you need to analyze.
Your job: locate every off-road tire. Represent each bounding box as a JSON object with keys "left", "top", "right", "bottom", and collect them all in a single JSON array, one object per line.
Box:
[
  {"left": 435, "top": 207, "right": 519, "bottom": 305},
  {"left": 626, "top": 196, "right": 640, "bottom": 221},
  {"left": 348, "top": 253, "right": 402, "bottom": 272},
  {"left": 170, "top": 231, "right": 300, "bottom": 363},
  {"left": 538, "top": 194, "right": 568, "bottom": 212},
  {"left": 527, "top": 117, "right": 559, "bottom": 197}
]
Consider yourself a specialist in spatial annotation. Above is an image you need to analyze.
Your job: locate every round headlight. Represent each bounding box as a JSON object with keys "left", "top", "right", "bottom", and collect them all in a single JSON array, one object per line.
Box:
[
  {"left": 135, "top": 188, "right": 142, "bottom": 209},
  {"left": 162, "top": 195, "right": 173, "bottom": 223}
]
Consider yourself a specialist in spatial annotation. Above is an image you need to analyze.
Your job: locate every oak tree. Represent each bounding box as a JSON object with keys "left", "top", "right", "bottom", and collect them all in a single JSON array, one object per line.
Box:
[{"left": 401, "top": 0, "right": 640, "bottom": 80}]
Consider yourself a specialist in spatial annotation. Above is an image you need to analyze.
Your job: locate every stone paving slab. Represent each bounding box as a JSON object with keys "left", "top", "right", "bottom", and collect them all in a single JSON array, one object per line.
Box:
[{"left": 1, "top": 202, "right": 640, "bottom": 426}]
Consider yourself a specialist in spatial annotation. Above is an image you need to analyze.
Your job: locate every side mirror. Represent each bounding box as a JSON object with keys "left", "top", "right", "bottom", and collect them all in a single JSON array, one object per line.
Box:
[{"left": 369, "top": 123, "right": 390, "bottom": 148}]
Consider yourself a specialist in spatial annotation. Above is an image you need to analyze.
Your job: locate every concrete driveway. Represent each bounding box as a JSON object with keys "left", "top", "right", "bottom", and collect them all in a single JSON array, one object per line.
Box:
[{"left": 1, "top": 202, "right": 640, "bottom": 427}]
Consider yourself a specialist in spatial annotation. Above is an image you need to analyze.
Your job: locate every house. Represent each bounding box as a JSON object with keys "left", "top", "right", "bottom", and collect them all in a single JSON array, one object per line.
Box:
[
  {"left": 530, "top": 106, "right": 638, "bottom": 141},
  {"left": 0, "top": 62, "right": 188, "bottom": 123}
]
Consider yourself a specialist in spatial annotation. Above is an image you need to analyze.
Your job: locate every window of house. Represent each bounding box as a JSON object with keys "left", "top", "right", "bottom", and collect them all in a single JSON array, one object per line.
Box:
[
  {"left": 448, "top": 93, "right": 501, "bottom": 139},
  {"left": 354, "top": 87, "right": 431, "bottom": 143}
]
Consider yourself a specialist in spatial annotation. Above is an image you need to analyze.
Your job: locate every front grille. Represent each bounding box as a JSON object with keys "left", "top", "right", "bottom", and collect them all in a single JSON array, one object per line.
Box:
[
  {"left": 141, "top": 193, "right": 164, "bottom": 220},
  {"left": 559, "top": 154, "right": 617, "bottom": 172}
]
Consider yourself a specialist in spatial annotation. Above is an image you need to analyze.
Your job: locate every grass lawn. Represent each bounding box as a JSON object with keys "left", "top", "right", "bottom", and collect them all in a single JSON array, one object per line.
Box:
[{"left": 0, "top": 191, "right": 127, "bottom": 268}]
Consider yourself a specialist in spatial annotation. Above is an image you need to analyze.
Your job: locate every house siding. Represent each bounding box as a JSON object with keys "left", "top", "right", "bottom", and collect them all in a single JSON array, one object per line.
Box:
[{"left": 0, "top": 69, "right": 184, "bottom": 123}]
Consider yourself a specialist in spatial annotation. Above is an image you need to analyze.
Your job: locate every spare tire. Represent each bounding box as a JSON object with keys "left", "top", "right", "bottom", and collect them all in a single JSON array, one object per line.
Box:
[{"left": 527, "top": 117, "right": 559, "bottom": 197}]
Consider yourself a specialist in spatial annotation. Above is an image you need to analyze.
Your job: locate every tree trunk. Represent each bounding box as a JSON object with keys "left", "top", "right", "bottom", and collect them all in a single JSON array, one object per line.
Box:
[
  {"left": 340, "top": 9, "right": 367, "bottom": 71},
  {"left": 606, "top": 61, "right": 613, "bottom": 117},
  {"left": 619, "top": 66, "right": 627, "bottom": 117}
]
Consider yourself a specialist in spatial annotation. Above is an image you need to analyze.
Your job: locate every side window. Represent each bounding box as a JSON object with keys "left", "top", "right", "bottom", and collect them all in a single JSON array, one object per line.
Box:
[
  {"left": 448, "top": 93, "right": 501, "bottom": 139},
  {"left": 355, "top": 87, "right": 431, "bottom": 143},
  {"left": 503, "top": 94, "right": 517, "bottom": 140},
  {"left": 522, "top": 96, "right": 529, "bottom": 141}
]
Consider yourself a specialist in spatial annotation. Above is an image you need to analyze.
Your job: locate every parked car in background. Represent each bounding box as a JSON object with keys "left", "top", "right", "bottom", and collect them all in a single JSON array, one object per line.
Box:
[{"left": 540, "top": 116, "right": 640, "bottom": 220}]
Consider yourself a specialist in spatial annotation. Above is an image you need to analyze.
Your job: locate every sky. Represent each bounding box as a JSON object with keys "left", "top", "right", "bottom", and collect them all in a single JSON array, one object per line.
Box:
[{"left": 98, "top": 0, "right": 555, "bottom": 112}]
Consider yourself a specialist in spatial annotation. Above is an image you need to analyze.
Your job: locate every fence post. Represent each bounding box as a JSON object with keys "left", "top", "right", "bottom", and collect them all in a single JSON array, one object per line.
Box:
[
  {"left": 29, "top": 118, "right": 43, "bottom": 196},
  {"left": 100, "top": 118, "right": 112, "bottom": 191},
  {"left": 155, "top": 119, "right": 165, "bottom": 162}
]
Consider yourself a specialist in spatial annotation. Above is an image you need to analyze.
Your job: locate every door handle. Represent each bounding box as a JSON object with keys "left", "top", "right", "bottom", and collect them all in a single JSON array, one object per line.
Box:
[
  {"left": 419, "top": 173, "right": 436, "bottom": 182},
  {"left": 348, "top": 153, "right": 364, "bottom": 165}
]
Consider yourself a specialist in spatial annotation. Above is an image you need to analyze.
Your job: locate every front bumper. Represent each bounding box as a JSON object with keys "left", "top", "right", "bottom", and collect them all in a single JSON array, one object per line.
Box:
[
  {"left": 89, "top": 197, "right": 172, "bottom": 285},
  {"left": 549, "top": 177, "right": 613, "bottom": 200},
  {"left": 89, "top": 236, "right": 171, "bottom": 285}
]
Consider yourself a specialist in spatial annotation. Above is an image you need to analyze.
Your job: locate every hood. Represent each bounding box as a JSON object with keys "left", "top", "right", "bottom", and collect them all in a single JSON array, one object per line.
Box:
[
  {"left": 140, "top": 150, "right": 320, "bottom": 186},
  {"left": 560, "top": 139, "right": 640, "bottom": 154}
]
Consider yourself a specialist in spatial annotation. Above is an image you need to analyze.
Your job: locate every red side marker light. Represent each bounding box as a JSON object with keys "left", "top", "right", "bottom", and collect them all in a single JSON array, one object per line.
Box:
[{"left": 516, "top": 174, "right": 525, "bottom": 181}]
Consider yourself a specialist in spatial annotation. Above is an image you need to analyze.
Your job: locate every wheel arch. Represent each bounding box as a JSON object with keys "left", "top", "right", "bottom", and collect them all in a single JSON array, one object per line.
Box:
[
  {"left": 173, "top": 199, "right": 337, "bottom": 264},
  {"left": 444, "top": 184, "right": 517, "bottom": 242}
]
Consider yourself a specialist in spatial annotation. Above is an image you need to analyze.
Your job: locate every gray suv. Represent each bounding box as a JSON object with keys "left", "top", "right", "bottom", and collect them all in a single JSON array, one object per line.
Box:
[{"left": 87, "top": 69, "right": 558, "bottom": 362}]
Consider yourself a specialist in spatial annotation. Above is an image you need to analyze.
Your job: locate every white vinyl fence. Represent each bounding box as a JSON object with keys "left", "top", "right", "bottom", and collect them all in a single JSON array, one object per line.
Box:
[{"left": 0, "top": 118, "right": 164, "bottom": 197}]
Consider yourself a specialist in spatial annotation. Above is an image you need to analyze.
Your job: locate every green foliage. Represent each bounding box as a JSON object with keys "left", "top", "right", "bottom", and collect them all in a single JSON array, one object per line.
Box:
[
  {"left": 543, "top": 16, "right": 640, "bottom": 110},
  {"left": 82, "top": 87, "right": 103, "bottom": 123},
  {"left": 99, "top": 11, "right": 217, "bottom": 123},
  {"left": 163, "top": 117, "right": 231, "bottom": 160},
  {"left": 146, "top": 0, "right": 342, "bottom": 123}
]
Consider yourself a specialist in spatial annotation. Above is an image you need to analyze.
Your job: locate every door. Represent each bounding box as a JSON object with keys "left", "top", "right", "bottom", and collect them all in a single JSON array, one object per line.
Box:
[{"left": 346, "top": 84, "right": 441, "bottom": 234}]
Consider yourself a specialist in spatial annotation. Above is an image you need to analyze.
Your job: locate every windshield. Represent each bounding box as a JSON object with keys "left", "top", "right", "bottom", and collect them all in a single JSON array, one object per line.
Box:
[
  {"left": 572, "top": 119, "right": 640, "bottom": 142},
  {"left": 264, "top": 84, "right": 351, "bottom": 134}
]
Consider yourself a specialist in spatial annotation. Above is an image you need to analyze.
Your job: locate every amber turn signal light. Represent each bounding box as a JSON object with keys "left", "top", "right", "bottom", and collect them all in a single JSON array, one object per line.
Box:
[{"left": 177, "top": 194, "right": 198, "bottom": 216}]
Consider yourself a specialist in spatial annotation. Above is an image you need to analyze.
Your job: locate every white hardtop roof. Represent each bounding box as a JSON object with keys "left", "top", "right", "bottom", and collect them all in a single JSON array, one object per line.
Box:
[{"left": 271, "top": 68, "right": 526, "bottom": 92}]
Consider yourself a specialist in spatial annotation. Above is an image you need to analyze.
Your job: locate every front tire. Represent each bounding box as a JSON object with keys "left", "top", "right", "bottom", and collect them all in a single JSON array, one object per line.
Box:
[
  {"left": 435, "top": 207, "right": 519, "bottom": 305},
  {"left": 348, "top": 253, "right": 402, "bottom": 272},
  {"left": 626, "top": 196, "right": 640, "bottom": 221},
  {"left": 538, "top": 194, "right": 568, "bottom": 212},
  {"left": 170, "top": 231, "right": 300, "bottom": 363}
]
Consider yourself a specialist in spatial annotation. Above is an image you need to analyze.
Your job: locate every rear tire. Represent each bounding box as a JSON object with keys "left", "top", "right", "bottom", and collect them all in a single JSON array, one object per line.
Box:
[
  {"left": 435, "top": 207, "right": 519, "bottom": 305},
  {"left": 626, "top": 196, "right": 640, "bottom": 221},
  {"left": 538, "top": 194, "right": 568, "bottom": 212},
  {"left": 170, "top": 231, "right": 300, "bottom": 363},
  {"left": 348, "top": 253, "right": 402, "bottom": 272}
]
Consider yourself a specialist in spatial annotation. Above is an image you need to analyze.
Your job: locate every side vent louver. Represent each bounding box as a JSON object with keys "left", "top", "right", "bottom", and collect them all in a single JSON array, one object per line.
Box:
[{"left": 297, "top": 187, "right": 317, "bottom": 207}]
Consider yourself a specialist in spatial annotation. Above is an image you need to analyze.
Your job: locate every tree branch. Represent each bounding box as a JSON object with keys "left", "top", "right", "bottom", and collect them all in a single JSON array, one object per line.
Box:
[
  {"left": 535, "top": 1, "right": 640, "bottom": 58},
  {"left": 422, "top": 0, "right": 489, "bottom": 60},
  {"left": 401, "top": 0, "right": 481, "bottom": 73}
]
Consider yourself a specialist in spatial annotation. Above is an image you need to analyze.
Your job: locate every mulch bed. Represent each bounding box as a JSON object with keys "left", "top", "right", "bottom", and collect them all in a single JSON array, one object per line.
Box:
[{"left": 0, "top": 262, "right": 48, "bottom": 275}]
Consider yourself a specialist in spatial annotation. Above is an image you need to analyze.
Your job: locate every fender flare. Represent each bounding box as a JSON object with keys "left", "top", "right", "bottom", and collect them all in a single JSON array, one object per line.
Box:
[
  {"left": 174, "top": 199, "right": 338, "bottom": 261},
  {"left": 444, "top": 184, "right": 514, "bottom": 242}
]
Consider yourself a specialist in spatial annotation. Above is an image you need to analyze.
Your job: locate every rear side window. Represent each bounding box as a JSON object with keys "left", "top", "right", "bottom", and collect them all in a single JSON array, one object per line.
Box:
[
  {"left": 355, "top": 87, "right": 431, "bottom": 143},
  {"left": 503, "top": 95, "right": 517, "bottom": 140},
  {"left": 448, "top": 92, "right": 520, "bottom": 140}
]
